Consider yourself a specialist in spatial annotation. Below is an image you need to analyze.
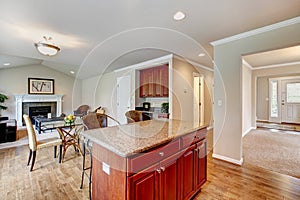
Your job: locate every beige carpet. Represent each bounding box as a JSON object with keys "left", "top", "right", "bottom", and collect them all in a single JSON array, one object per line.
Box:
[{"left": 243, "top": 128, "right": 300, "bottom": 178}]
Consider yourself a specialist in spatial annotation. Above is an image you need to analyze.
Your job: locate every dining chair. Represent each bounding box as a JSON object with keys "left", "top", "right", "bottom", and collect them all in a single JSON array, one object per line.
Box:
[
  {"left": 125, "top": 110, "right": 152, "bottom": 123},
  {"left": 73, "top": 104, "right": 90, "bottom": 117},
  {"left": 23, "top": 114, "right": 62, "bottom": 172},
  {"left": 80, "top": 112, "right": 120, "bottom": 200},
  {"left": 56, "top": 124, "right": 84, "bottom": 162}
]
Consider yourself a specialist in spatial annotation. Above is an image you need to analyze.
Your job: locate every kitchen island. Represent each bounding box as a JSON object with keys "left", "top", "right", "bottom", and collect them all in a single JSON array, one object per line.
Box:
[{"left": 82, "top": 119, "right": 207, "bottom": 200}]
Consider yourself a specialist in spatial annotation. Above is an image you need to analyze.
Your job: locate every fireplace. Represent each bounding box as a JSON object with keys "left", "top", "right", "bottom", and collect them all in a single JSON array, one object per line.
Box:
[
  {"left": 22, "top": 102, "right": 57, "bottom": 125},
  {"left": 29, "top": 106, "right": 51, "bottom": 123},
  {"left": 14, "top": 94, "right": 63, "bottom": 126}
]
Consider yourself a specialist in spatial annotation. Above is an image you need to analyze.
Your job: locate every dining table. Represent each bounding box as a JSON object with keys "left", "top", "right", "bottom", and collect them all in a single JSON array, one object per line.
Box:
[{"left": 38, "top": 118, "right": 84, "bottom": 161}]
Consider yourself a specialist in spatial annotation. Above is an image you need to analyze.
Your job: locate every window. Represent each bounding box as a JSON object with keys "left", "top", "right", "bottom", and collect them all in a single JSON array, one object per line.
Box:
[
  {"left": 270, "top": 81, "right": 278, "bottom": 118},
  {"left": 287, "top": 82, "right": 300, "bottom": 103}
]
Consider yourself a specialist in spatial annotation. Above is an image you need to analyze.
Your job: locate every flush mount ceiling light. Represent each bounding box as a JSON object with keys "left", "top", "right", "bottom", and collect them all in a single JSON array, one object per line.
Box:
[
  {"left": 3, "top": 63, "right": 10, "bottom": 66},
  {"left": 34, "top": 36, "right": 60, "bottom": 56},
  {"left": 198, "top": 53, "right": 205, "bottom": 57},
  {"left": 173, "top": 11, "right": 186, "bottom": 21}
]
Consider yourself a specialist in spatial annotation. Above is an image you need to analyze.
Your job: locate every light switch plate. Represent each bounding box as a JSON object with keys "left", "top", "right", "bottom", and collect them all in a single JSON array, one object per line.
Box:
[
  {"left": 218, "top": 100, "right": 222, "bottom": 106},
  {"left": 102, "top": 162, "right": 110, "bottom": 175}
]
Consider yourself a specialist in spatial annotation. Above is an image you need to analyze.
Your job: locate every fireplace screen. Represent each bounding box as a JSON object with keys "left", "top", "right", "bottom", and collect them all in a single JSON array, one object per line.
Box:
[{"left": 29, "top": 106, "right": 51, "bottom": 122}]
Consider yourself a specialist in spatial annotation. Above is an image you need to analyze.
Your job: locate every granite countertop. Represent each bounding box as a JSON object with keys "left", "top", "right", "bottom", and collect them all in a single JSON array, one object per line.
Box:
[
  {"left": 142, "top": 111, "right": 169, "bottom": 114},
  {"left": 81, "top": 119, "right": 207, "bottom": 157}
]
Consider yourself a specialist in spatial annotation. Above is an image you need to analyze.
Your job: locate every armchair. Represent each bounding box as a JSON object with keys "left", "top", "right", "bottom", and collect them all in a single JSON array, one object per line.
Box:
[{"left": 0, "top": 117, "right": 17, "bottom": 143}]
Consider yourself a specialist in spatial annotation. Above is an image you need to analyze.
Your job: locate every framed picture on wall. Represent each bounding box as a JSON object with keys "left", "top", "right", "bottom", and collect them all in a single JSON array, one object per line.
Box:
[{"left": 28, "top": 78, "right": 54, "bottom": 94}]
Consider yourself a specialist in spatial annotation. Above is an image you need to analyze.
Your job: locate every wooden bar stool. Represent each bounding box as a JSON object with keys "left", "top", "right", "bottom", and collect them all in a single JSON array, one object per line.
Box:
[{"left": 80, "top": 112, "right": 120, "bottom": 200}]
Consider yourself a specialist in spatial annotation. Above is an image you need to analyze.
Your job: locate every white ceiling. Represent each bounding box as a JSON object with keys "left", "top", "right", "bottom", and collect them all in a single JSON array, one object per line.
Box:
[
  {"left": 0, "top": 54, "right": 41, "bottom": 69},
  {"left": 244, "top": 45, "right": 300, "bottom": 68},
  {"left": 0, "top": 0, "right": 299, "bottom": 78}
]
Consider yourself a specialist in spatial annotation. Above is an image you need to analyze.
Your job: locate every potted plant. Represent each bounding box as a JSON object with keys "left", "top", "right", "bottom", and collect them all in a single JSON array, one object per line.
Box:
[
  {"left": 161, "top": 102, "right": 169, "bottom": 113},
  {"left": 0, "top": 93, "right": 8, "bottom": 116}
]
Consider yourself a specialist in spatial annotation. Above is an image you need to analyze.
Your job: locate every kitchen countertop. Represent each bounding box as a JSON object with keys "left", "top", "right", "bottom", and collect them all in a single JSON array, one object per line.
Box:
[
  {"left": 141, "top": 111, "right": 169, "bottom": 114},
  {"left": 81, "top": 119, "right": 207, "bottom": 157}
]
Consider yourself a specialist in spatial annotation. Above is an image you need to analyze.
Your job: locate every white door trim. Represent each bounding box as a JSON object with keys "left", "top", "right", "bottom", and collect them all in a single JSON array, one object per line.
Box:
[{"left": 193, "top": 72, "right": 204, "bottom": 126}]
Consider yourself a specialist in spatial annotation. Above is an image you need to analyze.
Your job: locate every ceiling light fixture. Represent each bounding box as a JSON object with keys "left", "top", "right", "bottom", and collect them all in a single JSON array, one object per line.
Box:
[
  {"left": 198, "top": 53, "right": 205, "bottom": 57},
  {"left": 34, "top": 36, "right": 60, "bottom": 56},
  {"left": 70, "top": 70, "right": 75, "bottom": 74},
  {"left": 3, "top": 63, "right": 10, "bottom": 66},
  {"left": 173, "top": 11, "right": 186, "bottom": 21}
]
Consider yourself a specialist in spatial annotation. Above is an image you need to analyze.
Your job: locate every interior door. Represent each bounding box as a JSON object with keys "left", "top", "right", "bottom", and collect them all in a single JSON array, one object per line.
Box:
[
  {"left": 281, "top": 79, "right": 300, "bottom": 123},
  {"left": 117, "top": 75, "right": 131, "bottom": 124}
]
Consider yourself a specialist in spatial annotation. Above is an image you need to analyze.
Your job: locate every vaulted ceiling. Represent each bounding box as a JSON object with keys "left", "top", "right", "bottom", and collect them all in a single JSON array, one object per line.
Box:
[{"left": 0, "top": 0, "right": 299, "bottom": 78}]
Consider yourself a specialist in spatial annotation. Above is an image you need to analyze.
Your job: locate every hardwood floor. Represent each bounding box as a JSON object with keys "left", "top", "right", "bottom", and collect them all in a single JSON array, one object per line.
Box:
[
  {"left": 196, "top": 153, "right": 300, "bottom": 200},
  {"left": 0, "top": 140, "right": 300, "bottom": 199},
  {"left": 0, "top": 146, "right": 89, "bottom": 200}
]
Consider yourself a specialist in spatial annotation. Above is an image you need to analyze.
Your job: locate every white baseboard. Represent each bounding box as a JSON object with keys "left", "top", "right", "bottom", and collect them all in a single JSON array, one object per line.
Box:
[
  {"left": 212, "top": 153, "right": 243, "bottom": 166},
  {"left": 242, "top": 126, "right": 256, "bottom": 137}
]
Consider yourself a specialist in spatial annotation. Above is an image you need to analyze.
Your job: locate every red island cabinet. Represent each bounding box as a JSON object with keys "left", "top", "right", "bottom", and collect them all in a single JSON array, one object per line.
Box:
[{"left": 91, "top": 127, "right": 207, "bottom": 200}]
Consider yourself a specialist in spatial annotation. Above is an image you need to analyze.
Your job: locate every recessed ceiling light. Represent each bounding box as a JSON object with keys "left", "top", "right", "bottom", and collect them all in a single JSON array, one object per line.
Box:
[
  {"left": 173, "top": 11, "right": 185, "bottom": 21},
  {"left": 3, "top": 63, "right": 10, "bottom": 66},
  {"left": 70, "top": 70, "right": 75, "bottom": 74},
  {"left": 198, "top": 53, "right": 205, "bottom": 57}
]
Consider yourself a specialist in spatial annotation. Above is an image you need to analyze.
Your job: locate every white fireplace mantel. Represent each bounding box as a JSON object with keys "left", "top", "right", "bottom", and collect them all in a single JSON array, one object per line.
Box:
[{"left": 15, "top": 94, "right": 64, "bottom": 126}]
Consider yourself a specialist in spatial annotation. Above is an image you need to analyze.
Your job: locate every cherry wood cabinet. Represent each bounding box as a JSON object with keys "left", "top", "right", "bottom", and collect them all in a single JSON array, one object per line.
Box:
[
  {"left": 128, "top": 152, "right": 181, "bottom": 200},
  {"left": 181, "top": 145, "right": 196, "bottom": 199},
  {"left": 140, "top": 64, "right": 169, "bottom": 97},
  {"left": 91, "top": 127, "right": 207, "bottom": 200},
  {"left": 161, "top": 65, "right": 169, "bottom": 97},
  {"left": 194, "top": 140, "right": 207, "bottom": 191},
  {"left": 128, "top": 163, "right": 160, "bottom": 200},
  {"left": 181, "top": 139, "right": 207, "bottom": 200},
  {"left": 140, "top": 68, "right": 154, "bottom": 97},
  {"left": 159, "top": 153, "right": 181, "bottom": 200}
]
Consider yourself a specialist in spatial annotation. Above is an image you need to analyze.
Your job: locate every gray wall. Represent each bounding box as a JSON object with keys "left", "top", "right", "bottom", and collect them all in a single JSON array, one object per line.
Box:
[
  {"left": 172, "top": 58, "right": 213, "bottom": 125},
  {"left": 0, "top": 64, "right": 82, "bottom": 120},
  {"left": 81, "top": 68, "right": 136, "bottom": 118},
  {"left": 213, "top": 23, "right": 300, "bottom": 163}
]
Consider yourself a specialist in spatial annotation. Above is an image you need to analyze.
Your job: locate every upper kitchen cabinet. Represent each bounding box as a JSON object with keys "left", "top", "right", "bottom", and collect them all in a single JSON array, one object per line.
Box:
[
  {"left": 140, "top": 67, "right": 154, "bottom": 97},
  {"left": 140, "top": 64, "right": 169, "bottom": 97}
]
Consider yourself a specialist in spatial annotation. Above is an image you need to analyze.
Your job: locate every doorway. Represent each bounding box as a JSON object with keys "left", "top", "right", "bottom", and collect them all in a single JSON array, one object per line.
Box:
[
  {"left": 117, "top": 75, "right": 131, "bottom": 124},
  {"left": 269, "top": 76, "right": 300, "bottom": 124},
  {"left": 193, "top": 73, "right": 204, "bottom": 126}
]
